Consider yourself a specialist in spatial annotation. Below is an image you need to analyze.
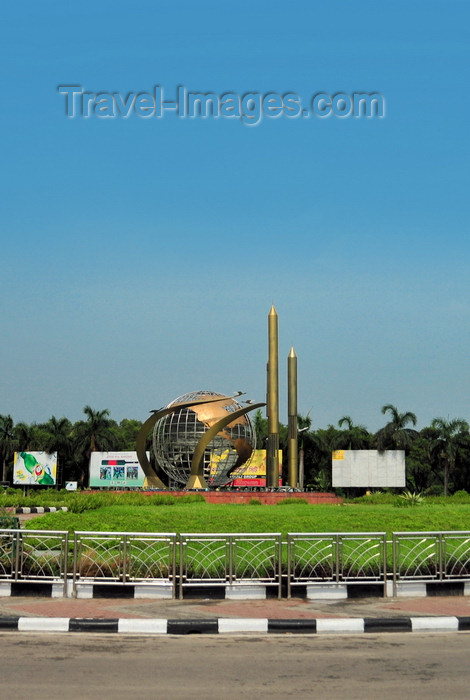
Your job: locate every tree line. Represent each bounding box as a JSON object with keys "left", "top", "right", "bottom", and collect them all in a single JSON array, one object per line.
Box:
[
  {"left": 1, "top": 404, "right": 469, "bottom": 495},
  {"left": 254, "top": 404, "right": 470, "bottom": 496},
  {"left": 0, "top": 407, "right": 141, "bottom": 487}
]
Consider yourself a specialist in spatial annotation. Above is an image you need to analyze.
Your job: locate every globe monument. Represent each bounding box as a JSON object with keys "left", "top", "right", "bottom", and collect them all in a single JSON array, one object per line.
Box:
[
  {"left": 154, "top": 391, "right": 257, "bottom": 488},
  {"left": 136, "top": 306, "right": 298, "bottom": 490},
  {"left": 136, "top": 391, "right": 264, "bottom": 490}
]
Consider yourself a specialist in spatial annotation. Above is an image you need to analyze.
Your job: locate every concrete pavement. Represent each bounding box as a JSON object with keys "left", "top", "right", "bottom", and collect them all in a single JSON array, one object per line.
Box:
[{"left": 1, "top": 592, "right": 470, "bottom": 634}]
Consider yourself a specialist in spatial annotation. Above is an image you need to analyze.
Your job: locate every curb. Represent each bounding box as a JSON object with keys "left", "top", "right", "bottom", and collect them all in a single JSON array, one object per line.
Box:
[
  {"left": 14, "top": 507, "right": 68, "bottom": 514},
  {"left": 2, "top": 580, "right": 470, "bottom": 600},
  {"left": 1, "top": 616, "right": 470, "bottom": 635}
]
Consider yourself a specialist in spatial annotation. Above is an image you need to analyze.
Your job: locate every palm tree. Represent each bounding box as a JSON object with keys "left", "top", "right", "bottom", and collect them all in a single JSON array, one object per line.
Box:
[
  {"left": 41, "top": 416, "right": 73, "bottom": 486},
  {"left": 374, "top": 404, "right": 418, "bottom": 451},
  {"left": 75, "top": 406, "right": 116, "bottom": 453},
  {"left": 430, "top": 417, "right": 469, "bottom": 496},
  {"left": 14, "top": 422, "right": 38, "bottom": 451},
  {"left": 297, "top": 412, "right": 312, "bottom": 489},
  {"left": 42, "top": 416, "right": 72, "bottom": 454},
  {"left": 252, "top": 409, "right": 268, "bottom": 449},
  {"left": 0, "top": 414, "right": 15, "bottom": 482},
  {"left": 336, "top": 416, "right": 371, "bottom": 450},
  {"left": 72, "top": 407, "right": 118, "bottom": 486}
]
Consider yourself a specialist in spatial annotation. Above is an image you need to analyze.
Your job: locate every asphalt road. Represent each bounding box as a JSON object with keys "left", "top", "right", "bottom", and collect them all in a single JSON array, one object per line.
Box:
[{"left": 2, "top": 632, "right": 470, "bottom": 699}]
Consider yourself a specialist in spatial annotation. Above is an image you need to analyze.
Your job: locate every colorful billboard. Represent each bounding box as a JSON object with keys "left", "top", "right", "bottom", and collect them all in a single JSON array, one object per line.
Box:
[
  {"left": 231, "top": 449, "right": 283, "bottom": 487},
  {"left": 89, "top": 451, "right": 147, "bottom": 488},
  {"left": 13, "top": 452, "right": 57, "bottom": 486}
]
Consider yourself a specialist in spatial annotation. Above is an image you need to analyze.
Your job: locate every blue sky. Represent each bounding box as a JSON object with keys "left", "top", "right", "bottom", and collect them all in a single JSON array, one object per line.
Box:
[{"left": 1, "top": 1, "right": 469, "bottom": 432}]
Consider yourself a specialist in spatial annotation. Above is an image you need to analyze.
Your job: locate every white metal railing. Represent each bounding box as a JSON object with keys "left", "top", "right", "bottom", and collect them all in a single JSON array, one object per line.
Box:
[
  {"left": 2, "top": 529, "right": 470, "bottom": 598},
  {"left": 287, "top": 532, "right": 388, "bottom": 597},
  {"left": 0, "top": 529, "right": 69, "bottom": 596},
  {"left": 179, "top": 533, "right": 282, "bottom": 598},
  {"left": 392, "top": 531, "right": 470, "bottom": 595},
  {"left": 72, "top": 531, "right": 177, "bottom": 597}
]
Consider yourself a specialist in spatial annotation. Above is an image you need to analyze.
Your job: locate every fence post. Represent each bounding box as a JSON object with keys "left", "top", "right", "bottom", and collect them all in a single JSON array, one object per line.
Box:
[
  {"left": 171, "top": 535, "right": 177, "bottom": 599},
  {"left": 335, "top": 534, "right": 340, "bottom": 583},
  {"left": 179, "top": 538, "right": 184, "bottom": 600},
  {"left": 122, "top": 535, "right": 127, "bottom": 582},
  {"left": 392, "top": 534, "right": 397, "bottom": 597},
  {"left": 228, "top": 536, "right": 234, "bottom": 585},
  {"left": 72, "top": 533, "right": 79, "bottom": 598},
  {"left": 438, "top": 533, "right": 443, "bottom": 581},
  {"left": 14, "top": 530, "right": 21, "bottom": 582},
  {"left": 382, "top": 534, "right": 387, "bottom": 598},
  {"left": 62, "top": 532, "right": 69, "bottom": 598},
  {"left": 286, "top": 535, "right": 292, "bottom": 599}
]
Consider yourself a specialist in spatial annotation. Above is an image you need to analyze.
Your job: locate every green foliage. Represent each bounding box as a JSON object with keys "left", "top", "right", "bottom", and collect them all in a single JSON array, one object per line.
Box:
[
  {"left": 0, "top": 414, "right": 15, "bottom": 481},
  {"left": 0, "top": 506, "right": 19, "bottom": 529},
  {"left": 249, "top": 498, "right": 262, "bottom": 505},
  {"left": 23, "top": 501, "right": 470, "bottom": 539},
  {"left": 425, "top": 484, "right": 444, "bottom": 497},
  {"left": 116, "top": 419, "right": 143, "bottom": 450},
  {"left": 374, "top": 404, "right": 418, "bottom": 451},
  {"left": 452, "top": 490, "right": 469, "bottom": 499},
  {"left": 395, "top": 490, "right": 425, "bottom": 507},
  {"left": 5, "top": 404, "right": 470, "bottom": 497},
  {"left": 0, "top": 489, "right": 207, "bottom": 511},
  {"left": 276, "top": 498, "right": 309, "bottom": 506},
  {"left": 353, "top": 491, "right": 398, "bottom": 505}
]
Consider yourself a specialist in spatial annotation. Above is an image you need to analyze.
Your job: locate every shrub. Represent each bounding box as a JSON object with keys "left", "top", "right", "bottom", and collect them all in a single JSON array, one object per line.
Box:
[
  {"left": 452, "top": 490, "right": 469, "bottom": 499},
  {"left": 276, "top": 498, "right": 309, "bottom": 506},
  {"left": 78, "top": 547, "right": 126, "bottom": 578},
  {"left": 395, "top": 490, "right": 425, "bottom": 507},
  {"left": 353, "top": 491, "right": 398, "bottom": 505},
  {"left": 425, "top": 485, "right": 444, "bottom": 497}
]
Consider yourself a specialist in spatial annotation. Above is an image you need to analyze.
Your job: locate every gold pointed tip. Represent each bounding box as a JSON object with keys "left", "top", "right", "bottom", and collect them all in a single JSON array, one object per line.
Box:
[
  {"left": 288, "top": 346, "right": 297, "bottom": 358},
  {"left": 269, "top": 305, "right": 278, "bottom": 315}
]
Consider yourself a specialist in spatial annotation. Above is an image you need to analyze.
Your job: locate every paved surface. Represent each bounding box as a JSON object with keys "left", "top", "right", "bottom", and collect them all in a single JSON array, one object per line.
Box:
[
  {"left": 0, "top": 632, "right": 470, "bottom": 700},
  {"left": 3, "top": 634, "right": 470, "bottom": 699},
  {"left": 1, "top": 592, "right": 470, "bottom": 621}
]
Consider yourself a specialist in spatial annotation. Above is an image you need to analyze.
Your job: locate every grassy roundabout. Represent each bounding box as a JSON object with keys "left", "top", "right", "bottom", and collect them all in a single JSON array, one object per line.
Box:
[
  {"left": 8, "top": 490, "right": 470, "bottom": 538},
  {"left": 1, "top": 492, "right": 468, "bottom": 580}
]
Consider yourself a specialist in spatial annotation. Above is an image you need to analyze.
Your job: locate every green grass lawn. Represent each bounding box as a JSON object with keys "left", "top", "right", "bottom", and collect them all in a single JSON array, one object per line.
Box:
[{"left": 23, "top": 502, "right": 470, "bottom": 538}]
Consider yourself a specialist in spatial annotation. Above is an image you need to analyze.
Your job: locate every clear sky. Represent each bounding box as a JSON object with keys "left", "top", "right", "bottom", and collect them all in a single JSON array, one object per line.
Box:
[{"left": 1, "top": 1, "right": 469, "bottom": 433}]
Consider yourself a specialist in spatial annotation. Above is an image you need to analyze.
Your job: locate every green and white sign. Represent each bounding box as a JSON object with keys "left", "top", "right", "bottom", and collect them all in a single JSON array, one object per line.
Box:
[{"left": 89, "top": 451, "right": 147, "bottom": 488}]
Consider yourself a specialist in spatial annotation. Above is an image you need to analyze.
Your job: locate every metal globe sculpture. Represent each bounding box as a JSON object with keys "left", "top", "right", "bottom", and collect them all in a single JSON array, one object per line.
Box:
[{"left": 153, "top": 391, "right": 256, "bottom": 488}]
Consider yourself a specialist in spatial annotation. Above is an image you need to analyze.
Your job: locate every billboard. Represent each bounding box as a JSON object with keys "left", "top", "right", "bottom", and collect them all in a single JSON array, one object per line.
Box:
[
  {"left": 231, "top": 449, "right": 283, "bottom": 487},
  {"left": 89, "top": 451, "right": 147, "bottom": 488},
  {"left": 332, "top": 449, "right": 406, "bottom": 488},
  {"left": 14, "top": 452, "right": 57, "bottom": 486}
]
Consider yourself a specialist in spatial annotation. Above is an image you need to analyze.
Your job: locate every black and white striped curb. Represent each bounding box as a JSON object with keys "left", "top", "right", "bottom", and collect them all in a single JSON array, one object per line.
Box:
[
  {"left": 14, "top": 507, "right": 68, "bottom": 514},
  {"left": 1, "top": 616, "right": 470, "bottom": 634}
]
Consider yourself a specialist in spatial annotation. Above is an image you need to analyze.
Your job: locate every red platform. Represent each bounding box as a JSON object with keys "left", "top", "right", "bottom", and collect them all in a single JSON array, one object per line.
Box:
[{"left": 142, "top": 490, "right": 342, "bottom": 505}]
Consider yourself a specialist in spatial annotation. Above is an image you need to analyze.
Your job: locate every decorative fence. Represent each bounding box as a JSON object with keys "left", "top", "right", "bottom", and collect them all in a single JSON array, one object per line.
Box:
[
  {"left": 287, "top": 532, "right": 388, "bottom": 597},
  {"left": 0, "top": 529, "right": 69, "bottom": 596},
  {"left": 2, "top": 528, "right": 470, "bottom": 597},
  {"left": 72, "top": 531, "right": 177, "bottom": 597},
  {"left": 392, "top": 531, "right": 470, "bottom": 591},
  {"left": 179, "top": 533, "right": 282, "bottom": 598}
]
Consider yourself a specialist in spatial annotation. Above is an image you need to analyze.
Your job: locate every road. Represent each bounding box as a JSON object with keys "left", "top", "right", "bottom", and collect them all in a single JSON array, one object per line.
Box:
[{"left": 2, "top": 632, "right": 470, "bottom": 699}]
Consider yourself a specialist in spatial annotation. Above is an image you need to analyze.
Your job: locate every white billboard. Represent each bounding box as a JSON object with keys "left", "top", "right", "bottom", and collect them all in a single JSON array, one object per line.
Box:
[
  {"left": 89, "top": 451, "right": 147, "bottom": 488},
  {"left": 332, "top": 450, "right": 405, "bottom": 488}
]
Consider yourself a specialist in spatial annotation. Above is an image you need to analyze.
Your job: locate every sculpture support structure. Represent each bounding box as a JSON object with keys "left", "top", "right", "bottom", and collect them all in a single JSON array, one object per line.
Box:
[
  {"left": 266, "top": 305, "right": 279, "bottom": 488},
  {"left": 287, "top": 346, "right": 298, "bottom": 488}
]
